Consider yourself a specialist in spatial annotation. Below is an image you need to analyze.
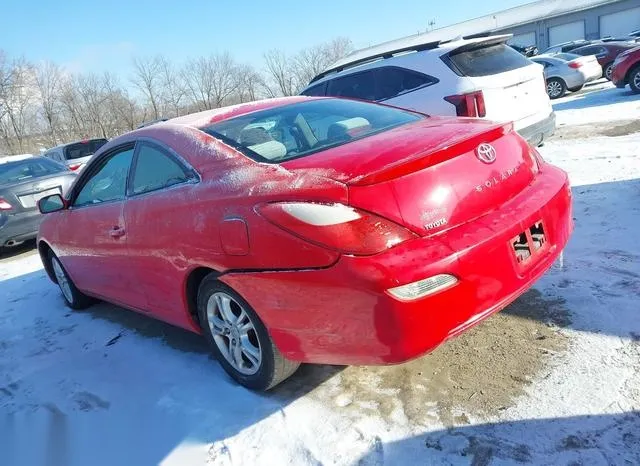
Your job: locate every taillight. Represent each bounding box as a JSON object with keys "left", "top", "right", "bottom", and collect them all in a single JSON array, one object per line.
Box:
[
  {"left": 69, "top": 163, "right": 82, "bottom": 171},
  {"left": 256, "top": 202, "right": 417, "bottom": 255},
  {"left": 0, "top": 198, "right": 13, "bottom": 210},
  {"left": 444, "top": 91, "right": 486, "bottom": 117},
  {"left": 568, "top": 61, "right": 583, "bottom": 69}
]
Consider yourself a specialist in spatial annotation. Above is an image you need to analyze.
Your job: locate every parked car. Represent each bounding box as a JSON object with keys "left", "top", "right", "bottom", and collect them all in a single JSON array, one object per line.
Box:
[
  {"left": 301, "top": 35, "right": 555, "bottom": 147},
  {"left": 611, "top": 46, "right": 640, "bottom": 93},
  {"left": 0, "top": 156, "right": 76, "bottom": 251},
  {"left": 510, "top": 44, "right": 538, "bottom": 57},
  {"left": 571, "top": 42, "right": 638, "bottom": 80},
  {"left": 532, "top": 54, "right": 602, "bottom": 98},
  {"left": 36, "top": 97, "right": 573, "bottom": 390},
  {"left": 42, "top": 138, "right": 108, "bottom": 172},
  {"left": 542, "top": 40, "right": 597, "bottom": 55}
]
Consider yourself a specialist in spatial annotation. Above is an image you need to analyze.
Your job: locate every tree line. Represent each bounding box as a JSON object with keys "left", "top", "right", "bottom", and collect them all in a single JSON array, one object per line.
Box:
[{"left": 0, "top": 37, "right": 352, "bottom": 155}]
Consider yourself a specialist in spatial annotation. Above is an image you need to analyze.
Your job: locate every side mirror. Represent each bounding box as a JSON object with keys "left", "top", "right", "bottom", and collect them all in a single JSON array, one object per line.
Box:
[{"left": 38, "top": 194, "right": 66, "bottom": 214}]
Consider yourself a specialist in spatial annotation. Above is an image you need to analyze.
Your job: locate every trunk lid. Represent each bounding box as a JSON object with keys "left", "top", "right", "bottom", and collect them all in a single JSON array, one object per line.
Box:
[{"left": 284, "top": 117, "right": 538, "bottom": 236}]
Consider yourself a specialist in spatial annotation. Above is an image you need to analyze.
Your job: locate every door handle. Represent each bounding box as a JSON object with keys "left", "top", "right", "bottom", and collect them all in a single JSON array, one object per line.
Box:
[{"left": 109, "top": 226, "right": 126, "bottom": 238}]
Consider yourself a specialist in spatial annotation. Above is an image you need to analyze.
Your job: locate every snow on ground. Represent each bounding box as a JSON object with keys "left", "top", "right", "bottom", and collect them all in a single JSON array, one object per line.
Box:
[
  {"left": 1, "top": 82, "right": 639, "bottom": 466},
  {"left": 554, "top": 79, "right": 640, "bottom": 127}
]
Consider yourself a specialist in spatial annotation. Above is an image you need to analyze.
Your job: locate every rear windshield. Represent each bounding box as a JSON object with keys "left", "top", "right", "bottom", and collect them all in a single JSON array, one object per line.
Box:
[
  {"left": 64, "top": 139, "right": 108, "bottom": 160},
  {"left": 446, "top": 44, "right": 532, "bottom": 77},
  {"left": 202, "top": 99, "right": 422, "bottom": 163},
  {"left": 0, "top": 158, "right": 67, "bottom": 185}
]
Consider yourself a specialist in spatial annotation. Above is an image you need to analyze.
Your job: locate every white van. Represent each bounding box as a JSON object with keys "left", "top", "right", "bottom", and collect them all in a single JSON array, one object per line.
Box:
[{"left": 301, "top": 35, "right": 555, "bottom": 146}]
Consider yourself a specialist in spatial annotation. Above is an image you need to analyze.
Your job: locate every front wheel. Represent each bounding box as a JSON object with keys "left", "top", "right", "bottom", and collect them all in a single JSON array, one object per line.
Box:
[
  {"left": 49, "top": 252, "right": 94, "bottom": 310},
  {"left": 546, "top": 78, "right": 566, "bottom": 99},
  {"left": 630, "top": 67, "right": 640, "bottom": 94},
  {"left": 197, "top": 276, "right": 300, "bottom": 390}
]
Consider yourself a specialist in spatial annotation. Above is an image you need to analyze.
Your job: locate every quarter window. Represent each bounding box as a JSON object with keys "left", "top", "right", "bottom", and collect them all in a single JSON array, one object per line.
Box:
[
  {"left": 327, "top": 70, "right": 377, "bottom": 100},
  {"left": 131, "top": 143, "right": 191, "bottom": 195},
  {"left": 73, "top": 147, "right": 134, "bottom": 207},
  {"left": 376, "top": 68, "right": 434, "bottom": 100}
]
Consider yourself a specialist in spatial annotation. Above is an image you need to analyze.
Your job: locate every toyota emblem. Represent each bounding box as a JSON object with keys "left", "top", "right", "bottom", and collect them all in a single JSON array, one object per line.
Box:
[{"left": 476, "top": 143, "right": 497, "bottom": 164}]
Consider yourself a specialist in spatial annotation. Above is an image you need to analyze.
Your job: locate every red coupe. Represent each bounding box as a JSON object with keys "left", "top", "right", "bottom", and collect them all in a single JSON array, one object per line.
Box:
[{"left": 37, "top": 97, "right": 573, "bottom": 390}]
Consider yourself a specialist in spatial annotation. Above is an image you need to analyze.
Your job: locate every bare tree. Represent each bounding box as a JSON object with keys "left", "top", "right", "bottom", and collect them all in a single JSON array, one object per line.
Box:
[
  {"left": 294, "top": 37, "right": 353, "bottom": 86},
  {"left": 131, "top": 56, "right": 163, "bottom": 119},
  {"left": 183, "top": 53, "right": 240, "bottom": 110},
  {"left": 263, "top": 49, "right": 297, "bottom": 97},
  {"left": 157, "top": 56, "right": 185, "bottom": 117},
  {"left": 235, "top": 64, "right": 266, "bottom": 103},
  {"left": 34, "top": 61, "right": 63, "bottom": 146},
  {"left": 0, "top": 57, "right": 37, "bottom": 153}
]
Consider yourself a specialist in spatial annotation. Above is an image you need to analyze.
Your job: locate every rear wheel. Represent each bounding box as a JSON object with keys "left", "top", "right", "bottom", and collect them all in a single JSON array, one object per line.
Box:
[
  {"left": 630, "top": 67, "right": 640, "bottom": 94},
  {"left": 546, "top": 78, "right": 566, "bottom": 99},
  {"left": 197, "top": 276, "right": 300, "bottom": 390},
  {"left": 603, "top": 63, "right": 613, "bottom": 81},
  {"left": 49, "top": 252, "right": 94, "bottom": 310}
]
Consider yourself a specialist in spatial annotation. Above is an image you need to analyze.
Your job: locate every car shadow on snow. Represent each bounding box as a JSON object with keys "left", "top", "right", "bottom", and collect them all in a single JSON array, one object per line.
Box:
[
  {"left": 356, "top": 411, "right": 640, "bottom": 465},
  {"left": 0, "top": 267, "right": 343, "bottom": 465},
  {"left": 0, "top": 178, "right": 639, "bottom": 465},
  {"left": 552, "top": 85, "right": 640, "bottom": 111}
]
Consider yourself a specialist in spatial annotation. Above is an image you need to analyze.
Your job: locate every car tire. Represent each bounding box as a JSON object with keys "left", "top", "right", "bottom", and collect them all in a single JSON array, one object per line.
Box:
[
  {"left": 603, "top": 63, "right": 613, "bottom": 81},
  {"left": 197, "top": 276, "right": 300, "bottom": 391},
  {"left": 546, "top": 78, "right": 566, "bottom": 99},
  {"left": 567, "top": 84, "right": 584, "bottom": 93},
  {"left": 48, "top": 251, "right": 94, "bottom": 310},
  {"left": 630, "top": 66, "right": 640, "bottom": 94}
]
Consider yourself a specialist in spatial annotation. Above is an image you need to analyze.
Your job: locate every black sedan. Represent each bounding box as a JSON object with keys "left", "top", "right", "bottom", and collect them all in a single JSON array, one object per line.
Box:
[{"left": 0, "top": 156, "right": 76, "bottom": 251}]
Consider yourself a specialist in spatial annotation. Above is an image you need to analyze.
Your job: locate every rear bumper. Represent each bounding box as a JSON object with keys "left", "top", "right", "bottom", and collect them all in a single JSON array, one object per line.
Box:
[
  {"left": 0, "top": 210, "right": 41, "bottom": 246},
  {"left": 517, "top": 112, "right": 556, "bottom": 146},
  {"left": 221, "top": 165, "right": 573, "bottom": 365}
]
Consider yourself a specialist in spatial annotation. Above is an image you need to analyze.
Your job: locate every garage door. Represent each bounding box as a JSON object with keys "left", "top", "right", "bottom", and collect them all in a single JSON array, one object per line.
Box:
[
  {"left": 508, "top": 32, "right": 537, "bottom": 47},
  {"left": 548, "top": 21, "right": 585, "bottom": 46},
  {"left": 600, "top": 7, "right": 640, "bottom": 38}
]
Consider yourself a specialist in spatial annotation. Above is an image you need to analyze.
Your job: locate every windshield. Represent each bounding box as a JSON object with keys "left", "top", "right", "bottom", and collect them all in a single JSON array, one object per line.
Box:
[
  {"left": 63, "top": 139, "right": 108, "bottom": 160},
  {"left": 0, "top": 158, "right": 67, "bottom": 185},
  {"left": 202, "top": 99, "right": 422, "bottom": 163}
]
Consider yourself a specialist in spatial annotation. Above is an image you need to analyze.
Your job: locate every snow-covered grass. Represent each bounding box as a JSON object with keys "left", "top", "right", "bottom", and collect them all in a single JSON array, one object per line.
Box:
[{"left": 1, "top": 83, "right": 639, "bottom": 465}]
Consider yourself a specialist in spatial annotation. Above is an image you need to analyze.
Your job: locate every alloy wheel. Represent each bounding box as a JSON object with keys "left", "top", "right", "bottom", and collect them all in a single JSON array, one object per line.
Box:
[
  {"left": 547, "top": 81, "right": 562, "bottom": 98},
  {"left": 634, "top": 72, "right": 640, "bottom": 90},
  {"left": 206, "top": 292, "right": 262, "bottom": 375},
  {"left": 52, "top": 257, "right": 73, "bottom": 303}
]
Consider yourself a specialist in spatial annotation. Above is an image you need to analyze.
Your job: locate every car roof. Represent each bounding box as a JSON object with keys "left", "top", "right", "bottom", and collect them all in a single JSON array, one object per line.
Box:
[
  {"left": 307, "top": 34, "right": 512, "bottom": 86},
  {"left": 166, "top": 96, "right": 311, "bottom": 128}
]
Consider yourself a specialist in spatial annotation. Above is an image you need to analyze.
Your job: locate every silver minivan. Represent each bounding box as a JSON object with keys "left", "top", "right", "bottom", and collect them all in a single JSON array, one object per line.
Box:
[{"left": 42, "top": 138, "right": 108, "bottom": 172}]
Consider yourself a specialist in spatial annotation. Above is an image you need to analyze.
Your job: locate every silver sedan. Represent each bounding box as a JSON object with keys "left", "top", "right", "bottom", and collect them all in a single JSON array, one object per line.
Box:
[{"left": 532, "top": 55, "right": 602, "bottom": 99}]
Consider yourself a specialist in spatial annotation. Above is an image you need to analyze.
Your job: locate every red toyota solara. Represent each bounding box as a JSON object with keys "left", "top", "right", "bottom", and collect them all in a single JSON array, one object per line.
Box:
[{"left": 37, "top": 97, "right": 572, "bottom": 390}]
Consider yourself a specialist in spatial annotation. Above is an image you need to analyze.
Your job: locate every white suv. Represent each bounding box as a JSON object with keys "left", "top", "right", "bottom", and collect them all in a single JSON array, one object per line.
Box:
[{"left": 301, "top": 35, "right": 555, "bottom": 146}]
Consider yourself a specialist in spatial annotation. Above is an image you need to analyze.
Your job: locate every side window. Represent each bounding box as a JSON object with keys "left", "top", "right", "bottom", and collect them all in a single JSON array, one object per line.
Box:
[
  {"left": 73, "top": 147, "right": 134, "bottom": 207},
  {"left": 301, "top": 82, "right": 327, "bottom": 97},
  {"left": 376, "top": 67, "right": 435, "bottom": 100},
  {"left": 326, "top": 71, "right": 377, "bottom": 101},
  {"left": 131, "top": 143, "right": 192, "bottom": 195}
]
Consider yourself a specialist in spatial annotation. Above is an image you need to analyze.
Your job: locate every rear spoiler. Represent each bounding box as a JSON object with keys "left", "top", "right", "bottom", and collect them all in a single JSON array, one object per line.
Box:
[
  {"left": 448, "top": 34, "right": 512, "bottom": 56},
  {"left": 349, "top": 122, "right": 514, "bottom": 186}
]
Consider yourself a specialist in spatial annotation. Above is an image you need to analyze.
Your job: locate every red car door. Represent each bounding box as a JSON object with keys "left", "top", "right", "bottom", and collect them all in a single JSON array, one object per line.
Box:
[
  {"left": 123, "top": 141, "right": 202, "bottom": 327},
  {"left": 55, "top": 144, "right": 146, "bottom": 309}
]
